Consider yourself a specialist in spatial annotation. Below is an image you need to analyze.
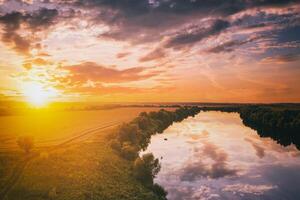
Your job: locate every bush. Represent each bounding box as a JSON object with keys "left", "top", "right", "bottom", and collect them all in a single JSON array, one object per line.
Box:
[
  {"left": 118, "top": 123, "right": 141, "bottom": 145},
  {"left": 121, "top": 142, "right": 139, "bottom": 160},
  {"left": 133, "top": 153, "right": 161, "bottom": 186},
  {"left": 110, "top": 139, "right": 122, "bottom": 152},
  {"left": 152, "top": 183, "right": 168, "bottom": 199},
  {"left": 135, "top": 112, "right": 152, "bottom": 130},
  {"left": 17, "top": 136, "right": 34, "bottom": 154}
]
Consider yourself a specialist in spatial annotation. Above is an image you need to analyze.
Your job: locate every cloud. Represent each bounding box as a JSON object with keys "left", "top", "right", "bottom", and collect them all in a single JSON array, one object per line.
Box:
[
  {"left": 73, "top": 0, "right": 298, "bottom": 18},
  {"left": 0, "top": 12, "right": 31, "bottom": 54},
  {"left": 207, "top": 40, "right": 240, "bottom": 53},
  {"left": 245, "top": 138, "right": 266, "bottom": 159},
  {"left": 82, "top": 0, "right": 299, "bottom": 45},
  {"left": 0, "top": 8, "right": 58, "bottom": 55},
  {"left": 57, "top": 80, "right": 175, "bottom": 97},
  {"left": 14, "top": 61, "right": 172, "bottom": 98},
  {"left": 139, "top": 48, "right": 166, "bottom": 62},
  {"left": 165, "top": 19, "right": 230, "bottom": 49},
  {"left": 261, "top": 53, "right": 300, "bottom": 64},
  {"left": 192, "top": 186, "right": 220, "bottom": 200},
  {"left": 167, "top": 185, "right": 220, "bottom": 200},
  {"left": 26, "top": 8, "right": 58, "bottom": 30},
  {"left": 2, "top": 0, "right": 299, "bottom": 56},
  {"left": 180, "top": 142, "right": 239, "bottom": 181},
  {"left": 207, "top": 35, "right": 263, "bottom": 53},
  {"left": 62, "top": 62, "right": 161, "bottom": 83},
  {"left": 22, "top": 57, "right": 53, "bottom": 69},
  {"left": 222, "top": 184, "right": 277, "bottom": 195},
  {"left": 61, "top": 83, "right": 143, "bottom": 95},
  {"left": 188, "top": 130, "right": 210, "bottom": 141},
  {"left": 116, "top": 51, "right": 130, "bottom": 59}
]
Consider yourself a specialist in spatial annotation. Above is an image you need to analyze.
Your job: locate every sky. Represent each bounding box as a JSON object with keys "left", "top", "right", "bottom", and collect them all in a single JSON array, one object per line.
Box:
[{"left": 0, "top": 0, "right": 300, "bottom": 103}]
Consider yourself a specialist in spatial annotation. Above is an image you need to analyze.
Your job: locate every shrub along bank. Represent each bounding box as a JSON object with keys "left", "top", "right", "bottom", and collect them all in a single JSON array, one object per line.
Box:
[
  {"left": 111, "top": 106, "right": 201, "bottom": 160},
  {"left": 110, "top": 106, "right": 201, "bottom": 199}
]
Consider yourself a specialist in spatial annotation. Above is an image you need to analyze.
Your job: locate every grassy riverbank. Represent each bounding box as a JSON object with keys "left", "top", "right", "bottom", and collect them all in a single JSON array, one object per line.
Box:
[{"left": 1, "top": 107, "right": 200, "bottom": 200}]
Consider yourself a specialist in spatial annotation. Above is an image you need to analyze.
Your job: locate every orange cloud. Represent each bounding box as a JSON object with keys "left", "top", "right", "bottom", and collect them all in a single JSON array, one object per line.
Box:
[{"left": 62, "top": 62, "right": 162, "bottom": 83}]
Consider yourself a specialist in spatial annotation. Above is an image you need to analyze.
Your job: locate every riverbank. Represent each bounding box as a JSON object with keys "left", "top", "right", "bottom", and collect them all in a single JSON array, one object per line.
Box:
[{"left": 1, "top": 107, "right": 200, "bottom": 200}]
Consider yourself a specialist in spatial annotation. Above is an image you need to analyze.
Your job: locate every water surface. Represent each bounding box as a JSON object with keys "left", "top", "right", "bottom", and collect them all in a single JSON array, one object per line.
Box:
[{"left": 143, "top": 111, "right": 300, "bottom": 200}]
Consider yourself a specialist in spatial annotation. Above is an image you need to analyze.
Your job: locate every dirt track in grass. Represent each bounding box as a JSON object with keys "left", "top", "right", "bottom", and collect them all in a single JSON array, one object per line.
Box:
[
  {"left": 0, "top": 122, "right": 120, "bottom": 200},
  {"left": 0, "top": 107, "right": 170, "bottom": 200}
]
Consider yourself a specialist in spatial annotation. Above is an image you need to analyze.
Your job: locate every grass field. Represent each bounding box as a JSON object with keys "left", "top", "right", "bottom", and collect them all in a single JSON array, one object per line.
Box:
[
  {"left": 0, "top": 107, "right": 172, "bottom": 200},
  {"left": 0, "top": 107, "right": 168, "bottom": 151},
  {"left": 5, "top": 130, "right": 161, "bottom": 200}
]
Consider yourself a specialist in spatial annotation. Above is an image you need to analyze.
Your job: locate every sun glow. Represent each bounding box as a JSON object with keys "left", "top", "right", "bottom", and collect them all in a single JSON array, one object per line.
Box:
[{"left": 22, "top": 82, "right": 58, "bottom": 107}]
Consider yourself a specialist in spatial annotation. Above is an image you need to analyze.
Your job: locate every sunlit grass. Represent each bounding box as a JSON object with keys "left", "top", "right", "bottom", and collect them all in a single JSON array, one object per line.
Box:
[{"left": 3, "top": 128, "right": 161, "bottom": 200}]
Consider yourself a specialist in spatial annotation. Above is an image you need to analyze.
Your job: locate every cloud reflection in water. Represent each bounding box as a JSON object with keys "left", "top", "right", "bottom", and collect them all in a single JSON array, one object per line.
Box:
[{"left": 143, "top": 111, "right": 300, "bottom": 200}]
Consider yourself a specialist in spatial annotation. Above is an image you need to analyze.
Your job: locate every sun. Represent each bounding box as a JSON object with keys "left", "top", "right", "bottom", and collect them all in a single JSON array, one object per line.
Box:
[{"left": 22, "top": 82, "right": 58, "bottom": 107}]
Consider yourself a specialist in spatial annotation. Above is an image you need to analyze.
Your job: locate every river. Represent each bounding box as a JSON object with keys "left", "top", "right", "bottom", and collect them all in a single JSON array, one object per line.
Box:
[{"left": 143, "top": 111, "right": 300, "bottom": 200}]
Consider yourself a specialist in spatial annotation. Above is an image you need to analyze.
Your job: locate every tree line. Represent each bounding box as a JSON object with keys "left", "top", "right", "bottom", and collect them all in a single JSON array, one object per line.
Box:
[
  {"left": 110, "top": 106, "right": 201, "bottom": 160},
  {"left": 239, "top": 106, "right": 300, "bottom": 130},
  {"left": 200, "top": 105, "right": 300, "bottom": 149},
  {"left": 110, "top": 106, "right": 201, "bottom": 199},
  {"left": 239, "top": 106, "right": 300, "bottom": 149}
]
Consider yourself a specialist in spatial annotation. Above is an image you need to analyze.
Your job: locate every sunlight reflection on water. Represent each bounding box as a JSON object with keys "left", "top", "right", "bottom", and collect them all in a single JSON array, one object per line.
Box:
[{"left": 143, "top": 111, "right": 300, "bottom": 200}]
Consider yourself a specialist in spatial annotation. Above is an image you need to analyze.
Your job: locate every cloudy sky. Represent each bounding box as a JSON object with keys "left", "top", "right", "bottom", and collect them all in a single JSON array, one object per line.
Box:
[{"left": 0, "top": 0, "right": 299, "bottom": 103}]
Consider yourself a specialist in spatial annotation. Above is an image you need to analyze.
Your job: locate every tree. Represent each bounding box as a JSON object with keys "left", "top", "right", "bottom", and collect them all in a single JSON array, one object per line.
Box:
[
  {"left": 118, "top": 123, "right": 141, "bottom": 145},
  {"left": 121, "top": 142, "right": 139, "bottom": 160},
  {"left": 152, "top": 183, "right": 168, "bottom": 199},
  {"left": 133, "top": 153, "right": 161, "bottom": 186},
  {"left": 17, "top": 136, "right": 34, "bottom": 154},
  {"left": 110, "top": 139, "right": 122, "bottom": 152}
]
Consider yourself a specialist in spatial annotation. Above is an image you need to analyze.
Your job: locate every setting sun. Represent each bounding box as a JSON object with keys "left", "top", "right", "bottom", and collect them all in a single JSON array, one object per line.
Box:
[{"left": 22, "top": 82, "right": 58, "bottom": 106}]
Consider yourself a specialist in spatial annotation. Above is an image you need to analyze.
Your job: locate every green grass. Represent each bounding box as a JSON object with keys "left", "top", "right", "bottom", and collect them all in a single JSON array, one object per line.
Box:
[
  {"left": 5, "top": 129, "right": 161, "bottom": 200},
  {"left": 0, "top": 152, "right": 22, "bottom": 185}
]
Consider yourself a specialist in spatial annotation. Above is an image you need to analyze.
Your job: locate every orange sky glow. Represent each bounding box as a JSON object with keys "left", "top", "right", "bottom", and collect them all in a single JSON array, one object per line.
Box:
[{"left": 0, "top": 0, "right": 300, "bottom": 103}]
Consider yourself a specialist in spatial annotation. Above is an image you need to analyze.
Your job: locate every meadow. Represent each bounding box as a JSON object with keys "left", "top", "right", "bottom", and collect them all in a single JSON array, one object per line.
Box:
[
  {"left": 4, "top": 129, "right": 162, "bottom": 200},
  {"left": 0, "top": 107, "right": 166, "bottom": 151},
  {"left": 0, "top": 106, "right": 173, "bottom": 200}
]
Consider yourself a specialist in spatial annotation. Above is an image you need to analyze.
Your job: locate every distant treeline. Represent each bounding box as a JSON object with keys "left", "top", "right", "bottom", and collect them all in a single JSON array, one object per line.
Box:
[
  {"left": 201, "top": 106, "right": 300, "bottom": 149},
  {"left": 110, "top": 106, "right": 201, "bottom": 199},
  {"left": 0, "top": 104, "right": 181, "bottom": 116},
  {"left": 239, "top": 106, "right": 300, "bottom": 149},
  {"left": 240, "top": 107, "right": 300, "bottom": 130}
]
